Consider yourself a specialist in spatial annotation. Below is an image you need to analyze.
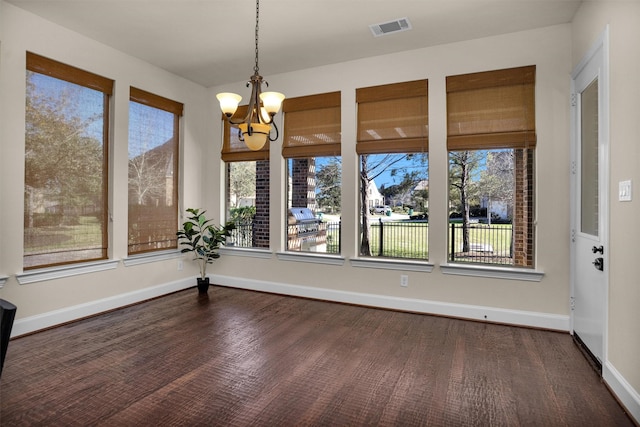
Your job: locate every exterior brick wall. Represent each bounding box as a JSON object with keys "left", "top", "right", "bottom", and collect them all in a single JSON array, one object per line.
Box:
[
  {"left": 253, "top": 160, "right": 270, "bottom": 248},
  {"left": 290, "top": 158, "right": 316, "bottom": 209},
  {"left": 513, "top": 148, "right": 535, "bottom": 267}
]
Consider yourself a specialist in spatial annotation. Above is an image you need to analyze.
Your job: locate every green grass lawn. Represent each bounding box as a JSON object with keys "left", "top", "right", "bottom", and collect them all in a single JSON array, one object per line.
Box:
[
  {"left": 24, "top": 215, "right": 103, "bottom": 253},
  {"left": 366, "top": 220, "right": 513, "bottom": 264},
  {"left": 368, "top": 221, "right": 429, "bottom": 259},
  {"left": 449, "top": 223, "right": 513, "bottom": 255}
]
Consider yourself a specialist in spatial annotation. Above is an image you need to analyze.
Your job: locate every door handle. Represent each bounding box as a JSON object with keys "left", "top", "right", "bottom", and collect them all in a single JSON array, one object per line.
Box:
[
  {"left": 592, "top": 245, "right": 604, "bottom": 254},
  {"left": 592, "top": 257, "right": 604, "bottom": 271}
]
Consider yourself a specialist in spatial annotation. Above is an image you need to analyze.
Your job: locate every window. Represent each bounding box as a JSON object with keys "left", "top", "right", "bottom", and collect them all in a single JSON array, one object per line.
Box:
[
  {"left": 356, "top": 80, "right": 429, "bottom": 260},
  {"left": 222, "top": 106, "right": 270, "bottom": 249},
  {"left": 447, "top": 65, "right": 535, "bottom": 267},
  {"left": 282, "top": 92, "right": 341, "bottom": 254},
  {"left": 128, "top": 87, "right": 182, "bottom": 255},
  {"left": 24, "top": 53, "right": 113, "bottom": 269}
]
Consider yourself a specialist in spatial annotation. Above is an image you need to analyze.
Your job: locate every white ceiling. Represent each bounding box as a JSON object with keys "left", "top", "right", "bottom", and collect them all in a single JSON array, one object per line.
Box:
[{"left": 7, "top": 0, "right": 582, "bottom": 87}]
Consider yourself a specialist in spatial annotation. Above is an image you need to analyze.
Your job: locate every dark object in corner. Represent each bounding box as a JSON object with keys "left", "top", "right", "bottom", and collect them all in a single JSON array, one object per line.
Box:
[
  {"left": 197, "top": 277, "right": 210, "bottom": 293},
  {"left": 0, "top": 299, "right": 17, "bottom": 377}
]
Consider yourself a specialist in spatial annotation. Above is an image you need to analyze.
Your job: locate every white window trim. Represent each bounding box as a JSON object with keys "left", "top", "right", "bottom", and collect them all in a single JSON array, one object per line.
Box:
[
  {"left": 123, "top": 249, "right": 183, "bottom": 267},
  {"left": 276, "top": 251, "right": 345, "bottom": 266},
  {"left": 219, "top": 246, "right": 273, "bottom": 259},
  {"left": 16, "top": 259, "right": 120, "bottom": 285},
  {"left": 350, "top": 257, "right": 434, "bottom": 272},
  {"left": 440, "top": 263, "right": 544, "bottom": 282},
  {"left": 0, "top": 275, "right": 9, "bottom": 288}
]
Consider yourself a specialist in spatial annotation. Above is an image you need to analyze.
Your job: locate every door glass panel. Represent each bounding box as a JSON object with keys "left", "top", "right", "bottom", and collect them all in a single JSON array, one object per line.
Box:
[{"left": 580, "top": 79, "right": 598, "bottom": 236}]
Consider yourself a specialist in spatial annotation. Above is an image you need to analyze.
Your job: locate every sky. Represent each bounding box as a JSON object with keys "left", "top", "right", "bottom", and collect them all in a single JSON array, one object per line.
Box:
[{"left": 315, "top": 153, "right": 429, "bottom": 190}]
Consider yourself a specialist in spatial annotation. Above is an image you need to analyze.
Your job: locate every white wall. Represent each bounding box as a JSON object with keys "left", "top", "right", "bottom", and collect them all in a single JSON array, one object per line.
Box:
[
  {"left": 572, "top": 1, "right": 640, "bottom": 420},
  {"left": 211, "top": 24, "right": 573, "bottom": 325},
  {"left": 0, "top": 2, "right": 212, "bottom": 324}
]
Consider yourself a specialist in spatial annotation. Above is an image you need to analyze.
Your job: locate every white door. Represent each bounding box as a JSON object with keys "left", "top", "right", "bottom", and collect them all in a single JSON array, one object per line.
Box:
[{"left": 571, "top": 29, "right": 609, "bottom": 367}]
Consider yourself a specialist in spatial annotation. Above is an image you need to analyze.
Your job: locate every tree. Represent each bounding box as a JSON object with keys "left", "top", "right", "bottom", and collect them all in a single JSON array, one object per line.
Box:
[
  {"left": 378, "top": 171, "right": 420, "bottom": 207},
  {"left": 359, "top": 153, "right": 427, "bottom": 256},
  {"left": 228, "top": 161, "right": 256, "bottom": 208},
  {"left": 479, "top": 150, "right": 514, "bottom": 220},
  {"left": 128, "top": 140, "right": 174, "bottom": 206},
  {"left": 128, "top": 102, "right": 177, "bottom": 207},
  {"left": 25, "top": 74, "right": 104, "bottom": 226},
  {"left": 412, "top": 188, "right": 429, "bottom": 213},
  {"left": 449, "top": 150, "right": 482, "bottom": 252},
  {"left": 315, "top": 158, "right": 341, "bottom": 212}
]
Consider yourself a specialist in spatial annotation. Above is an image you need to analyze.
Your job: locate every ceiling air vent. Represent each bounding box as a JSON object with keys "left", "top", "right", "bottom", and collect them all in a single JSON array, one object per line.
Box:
[{"left": 369, "top": 17, "right": 412, "bottom": 37}]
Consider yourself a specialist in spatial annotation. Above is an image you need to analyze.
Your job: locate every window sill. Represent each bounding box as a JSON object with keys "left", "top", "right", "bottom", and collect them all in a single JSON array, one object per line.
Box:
[
  {"left": 219, "top": 247, "right": 273, "bottom": 259},
  {"left": 16, "top": 259, "right": 120, "bottom": 285},
  {"left": 276, "top": 251, "right": 345, "bottom": 266},
  {"left": 123, "top": 250, "right": 183, "bottom": 267},
  {"left": 350, "top": 257, "right": 434, "bottom": 272},
  {"left": 0, "top": 275, "right": 8, "bottom": 288},
  {"left": 440, "top": 263, "right": 544, "bottom": 282}
]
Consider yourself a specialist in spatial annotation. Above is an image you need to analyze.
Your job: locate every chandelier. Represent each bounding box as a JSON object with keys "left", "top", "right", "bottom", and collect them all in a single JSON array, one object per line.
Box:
[{"left": 216, "top": 0, "right": 285, "bottom": 151}]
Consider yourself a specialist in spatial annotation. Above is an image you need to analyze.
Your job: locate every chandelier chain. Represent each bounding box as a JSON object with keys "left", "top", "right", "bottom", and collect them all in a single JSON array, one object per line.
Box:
[{"left": 254, "top": 0, "right": 260, "bottom": 74}]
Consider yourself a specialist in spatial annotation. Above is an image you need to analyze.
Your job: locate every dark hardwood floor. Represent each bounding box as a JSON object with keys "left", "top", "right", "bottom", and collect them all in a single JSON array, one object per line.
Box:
[{"left": 0, "top": 286, "right": 634, "bottom": 426}]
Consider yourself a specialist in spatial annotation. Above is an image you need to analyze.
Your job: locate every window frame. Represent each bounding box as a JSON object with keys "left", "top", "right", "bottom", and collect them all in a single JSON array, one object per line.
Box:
[
  {"left": 356, "top": 80, "right": 429, "bottom": 261},
  {"left": 446, "top": 65, "right": 536, "bottom": 268},
  {"left": 24, "top": 52, "right": 113, "bottom": 269},
  {"left": 127, "top": 87, "right": 183, "bottom": 256},
  {"left": 282, "top": 92, "right": 342, "bottom": 255},
  {"left": 222, "top": 105, "right": 271, "bottom": 249}
]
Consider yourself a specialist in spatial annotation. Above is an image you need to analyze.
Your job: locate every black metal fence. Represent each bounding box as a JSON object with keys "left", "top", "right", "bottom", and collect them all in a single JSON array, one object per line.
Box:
[
  {"left": 449, "top": 222, "right": 513, "bottom": 265},
  {"left": 229, "top": 219, "right": 513, "bottom": 266},
  {"left": 368, "top": 219, "right": 428, "bottom": 259},
  {"left": 229, "top": 221, "right": 341, "bottom": 254},
  {"left": 228, "top": 222, "right": 254, "bottom": 248},
  {"left": 324, "top": 221, "right": 341, "bottom": 254}
]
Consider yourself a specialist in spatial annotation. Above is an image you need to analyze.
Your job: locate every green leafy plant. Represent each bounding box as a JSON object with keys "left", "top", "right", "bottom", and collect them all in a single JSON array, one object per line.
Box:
[{"left": 176, "top": 208, "right": 235, "bottom": 280}]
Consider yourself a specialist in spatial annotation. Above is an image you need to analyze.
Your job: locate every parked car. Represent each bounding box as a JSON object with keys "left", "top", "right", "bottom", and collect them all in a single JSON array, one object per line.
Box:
[{"left": 372, "top": 205, "right": 391, "bottom": 214}]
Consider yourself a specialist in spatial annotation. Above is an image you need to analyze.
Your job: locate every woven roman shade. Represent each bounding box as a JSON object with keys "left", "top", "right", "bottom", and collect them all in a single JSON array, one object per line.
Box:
[
  {"left": 130, "top": 87, "right": 183, "bottom": 116},
  {"left": 27, "top": 52, "right": 114, "bottom": 95},
  {"left": 356, "top": 80, "right": 428, "bottom": 154},
  {"left": 282, "top": 91, "right": 341, "bottom": 158},
  {"left": 24, "top": 53, "right": 113, "bottom": 268},
  {"left": 447, "top": 65, "right": 536, "bottom": 150},
  {"left": 128, "top": 87, "right": 181, "bottom": 255},
  {"left": 221, "top": 105, "right": 270, "bottom": 162}
]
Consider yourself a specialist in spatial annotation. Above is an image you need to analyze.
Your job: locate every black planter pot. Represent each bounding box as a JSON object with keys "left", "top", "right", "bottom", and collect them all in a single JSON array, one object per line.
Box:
[{"left": 196, "top": 277, "right": 210, "bottom": 293}]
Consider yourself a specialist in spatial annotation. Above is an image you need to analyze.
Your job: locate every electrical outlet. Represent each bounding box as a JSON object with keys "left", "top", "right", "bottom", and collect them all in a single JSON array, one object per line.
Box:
[
  {"left": 177, "top": 260, "right": 184, "bottom": 271},
  {"left": 400, "top": 274, "right": 408, "bottom": 287}
]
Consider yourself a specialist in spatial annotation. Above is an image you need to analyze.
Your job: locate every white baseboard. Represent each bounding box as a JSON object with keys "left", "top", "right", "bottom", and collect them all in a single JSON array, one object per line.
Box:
[
  {"left": 11, "top": 274, "right": 570, "bottom": 336},
  {"left": 604, "top": 361, "right": 640, "bottom": 424},
  {"left": 211, "top": 274, "right": 570, "bottom": 331},
  {"left": 11, "top": 278, "right": 195, "bottom": 337}
]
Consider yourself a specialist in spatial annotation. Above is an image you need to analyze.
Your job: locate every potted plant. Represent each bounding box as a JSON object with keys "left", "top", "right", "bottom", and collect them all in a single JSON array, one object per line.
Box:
[{"left": 176, "top": 208, "right": 235, "bottom": 293}]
